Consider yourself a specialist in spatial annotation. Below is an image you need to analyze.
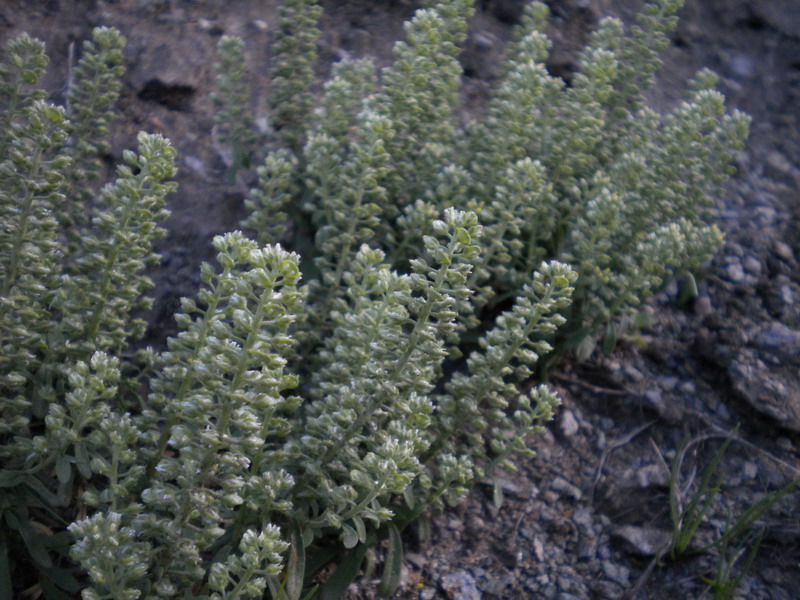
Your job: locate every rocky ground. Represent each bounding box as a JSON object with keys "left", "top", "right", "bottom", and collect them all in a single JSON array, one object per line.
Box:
[{"left": 2, "top": 0, "right": 799, "bottom": 598}]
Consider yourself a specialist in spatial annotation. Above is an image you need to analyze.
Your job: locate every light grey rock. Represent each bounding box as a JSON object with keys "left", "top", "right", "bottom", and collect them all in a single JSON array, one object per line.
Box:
[
  {"left": 743, "top": 255, "right": 762, "bottom": 276},
  {"left": 774, "top": 240, "right": 794, "bottom": 261},
  {"left": 729, "top": 54, "right": 756, "bottom": 79},
  {"left": 612, "top": 525, "right": 670, "bottom": 556},
  {"left": 572, "top": 507, "right": 593, "bottom": 532},
  {"left": 636, "top": 463, "right": 669, "bottom": 488},
  {"left": 440, "top": 570, "right": 480, "bottom": 600},
  {"left": 560, "top": 410, "right": 580, "bottom": 437},
  {"left": 623, "top": 365, "right": 644, "bottom": 382},
  {"left": 551, "top": 476, "right": 583, "bottom": 500},
  {"left": 715, "top": 401, "right": 731, "bottom": 421},
  {"left": 726, "top": 261, "right": 746, "bottom": 283},
  {"left": 755, "top": 322, "right": 800, "bottom": 361},
  {"left": 729, "top": 351, "right": 800, "bottom": 432},
  {"left": 743, "top": 461, "right": 759, "bottom": 480},
  {"left": 419, "top": 587, "right": 437, "bottom": 600},
  {"left": 602, "top": 561, "right": 630, "bottom": 586}
]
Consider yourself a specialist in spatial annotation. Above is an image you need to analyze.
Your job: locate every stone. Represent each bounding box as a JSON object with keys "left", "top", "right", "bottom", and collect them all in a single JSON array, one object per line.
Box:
[
  {"left": 694, "top": 295, "right": 714, "bottom": 316},
  {"left": 774, "top": 240, "right": 794, "bottom": 261},
  {"left": 612, "top": 525, "right": 670, "bottom": 556},
  {"left": 726, "top": 262, "right": 746, "bottom": 283},
  {"left": 766, "top": 150, "right": 796, "bottom": 175},
  {"left": 572, "top": 507, "right": 594, "bottom": 532},
  {"left": 743, "top": 255, "right": 762, "bottom": 275},
  {"left": 623, "top": 365, "right": 644, "bottom": 382},
  {"left": 636, "top": 463, "right": 669, "bottom": 488},
  {"left": 559, "top": 410, "right": 580, "bottom": 437},
  {"left": 743, "top": 461, "right": 758, "bottom": 480},
  {"left": 602, "top": 561, "right": 630, "bottom": 586},
  {"left": 440, "top": 570, "right": 481, "bottom": 600},
  {"left": 533, "top": 536, "right": 546, "bottom": 562},
  {"left": 728, "top": 351, "right": 800, "bottom": 432},
  {"left": 781, "top": 284, "right": 795, "bottom": 306},
  {"left": 551, "top": 476, "right": 583, "bottom": 500},
  {"left": 755, "top": 322, "right": 800, "bottom": 361},
  {"left": 729, "top": 54, "right": 756, "bottom": 79},
  {"left": 420, "top": 588, "right": 437, "bottom": 600}
]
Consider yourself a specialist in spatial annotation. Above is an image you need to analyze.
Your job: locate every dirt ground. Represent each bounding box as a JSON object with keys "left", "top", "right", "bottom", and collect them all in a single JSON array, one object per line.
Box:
[{"left": 2, "top": 0, "right": 799, "bottom": 598}]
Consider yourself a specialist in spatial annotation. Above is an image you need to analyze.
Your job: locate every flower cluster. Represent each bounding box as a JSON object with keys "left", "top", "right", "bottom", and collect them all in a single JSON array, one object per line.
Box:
[{"left": 0, "top": 0, "right": 748, "bottom": 597}]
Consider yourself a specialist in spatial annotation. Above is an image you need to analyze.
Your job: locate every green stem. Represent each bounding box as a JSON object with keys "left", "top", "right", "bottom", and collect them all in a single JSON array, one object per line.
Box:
[
  {"left": 1, "top": 146, "right": 43, "bottom": 296},
  {"left": 82, "top": 172, "right": 152, "bottom": 349}
]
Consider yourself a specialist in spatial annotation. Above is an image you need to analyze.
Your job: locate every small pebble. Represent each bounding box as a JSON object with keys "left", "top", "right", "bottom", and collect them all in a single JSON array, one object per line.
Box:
[
  {"left": 774, "top": 240, "right": 794, "bottom": 261},
  {"left": 602, "top": 561, "right": 630, "bottom": 586},
  {"left": 612, "top": 525, "right": 670, "bottom": 556},
  {"left": 767, "top": 150, "right": 795, "bottom": 175},
  {"left": 533, "top": 536, "right": 546, "bottom": 562},
  {"left": 623, "top": 365, "right": 644, "bottom": 382},
  {"left": 595, "top": 430, "right": 607, "bottom": 450},
  {"left": 447, "top": 518, "right": 463, "bottom": 531},
  {"left": 473, "top": 32, "right": 494, "bottom": 49},
  {"left": 780, "top": 285, "right": 795, "bottom": 305},
  {"left": 551, "top": 476, "right": 583, "bottom": 500},
  {"left": 599, "top": 417, "right": 615, "bottom": 431},
  {"left": 726, "top": 262, "right": 746, "bottom": 283},
  {"left": 572, "top": 507, "right": 593, "bottom": 530},
  {"left": 419, "top": 588, "right": 436, "bottom": 600},
  {"left": 643, "top": 388, "right": 666, "bottom": 413},
  {"left": 597, "top": 543, "right": 611, "bottom": 560},
  {"left": 560, "top": 410, "right": 580, "bottom": 437},
  {"left": 694, "top": 295, "right": 713, "bottom": 316},
  {"left": 440, "top": 571, "right": 480, "bottom": 600},
  {"left": 636, "top": 463, "right": 668, "bottom": 488},
  {"left": 715, "top": 402, "right": 731, "bottom": 421},
  {"left": 729, "top": 54, "right": 756, "bottom": 79},
  {"left": 661, "top": 376, "right": 679, "bottom": 390},
  {"left": 743, "top": 255, "right": 762, "bottom": 275}
]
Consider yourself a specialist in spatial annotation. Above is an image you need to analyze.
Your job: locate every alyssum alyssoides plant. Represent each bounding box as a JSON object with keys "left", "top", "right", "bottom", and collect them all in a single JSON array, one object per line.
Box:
[
  {"left": 1, "top": 18, "right": 576, "bottom": 600},
  {"left": 228, "top": 0, "right": 749, "bottom": 361}
]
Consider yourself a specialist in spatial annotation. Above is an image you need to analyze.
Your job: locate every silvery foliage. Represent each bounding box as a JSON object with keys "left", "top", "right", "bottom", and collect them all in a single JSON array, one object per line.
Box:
[
  {"left": 244, "top": 0, "right": 747, "bottom": 359},
  {"left": 1, "top": 8, "right": 579, "bottom": 599}
]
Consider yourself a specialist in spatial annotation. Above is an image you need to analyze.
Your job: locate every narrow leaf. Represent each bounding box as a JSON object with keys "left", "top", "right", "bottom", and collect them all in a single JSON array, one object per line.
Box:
[
  {"left": 319, "top": 544, "right": 367, "bottom": 600},
  {"left": 55, "top": 456, "right": 71, "bottom": 485},
  {"left": 342, "top": 524, "right": 358, "bottom": 550},
  {"left": 352, "top": 516, "right": 366, "bottom": 545},
  {"left": 14, "top": 513, "right": 53, "bottom": 568},
  {"left": 377, "top": 523, "right": 403, "bottom": 598},
  {"left": 492, "top": 479, "right": 504, "bottom": 510},
  {"left": 283, "top": 524, "right": 306, "bottom": 600}
]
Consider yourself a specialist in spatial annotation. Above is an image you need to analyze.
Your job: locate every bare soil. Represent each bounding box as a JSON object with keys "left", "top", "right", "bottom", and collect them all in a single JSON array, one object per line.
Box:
[{"left": 2, "top": 0, "right": 799, "bottom": 598}]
